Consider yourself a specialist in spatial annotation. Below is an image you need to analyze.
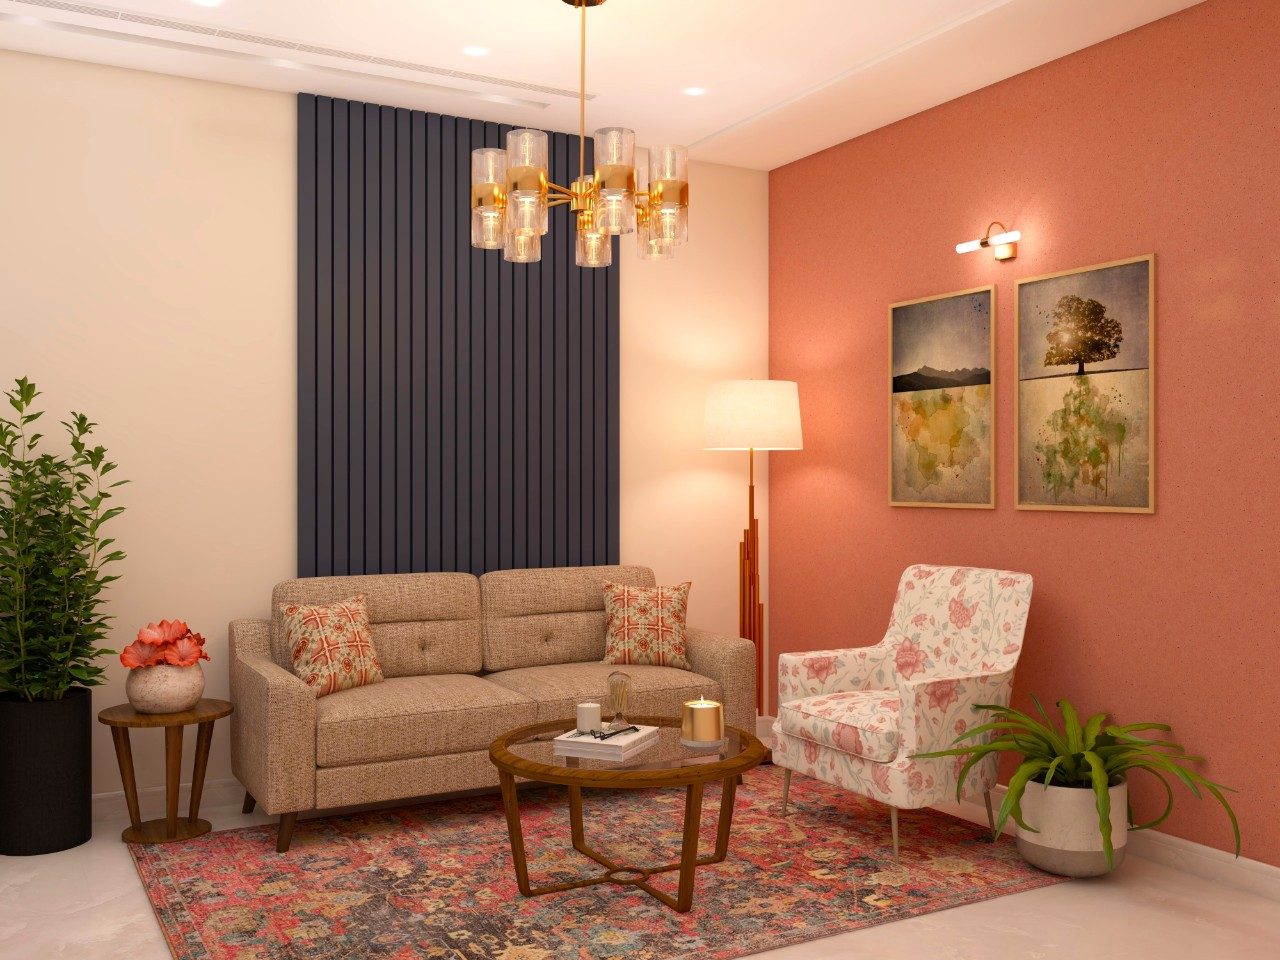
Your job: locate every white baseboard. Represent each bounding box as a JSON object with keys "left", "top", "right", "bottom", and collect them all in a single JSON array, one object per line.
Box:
[
  {"left": 92, "top": 777, "right": 244, "bottom": 824},
  {"left": 933, "top": 784, "right": 1280, "bottom": 902}
]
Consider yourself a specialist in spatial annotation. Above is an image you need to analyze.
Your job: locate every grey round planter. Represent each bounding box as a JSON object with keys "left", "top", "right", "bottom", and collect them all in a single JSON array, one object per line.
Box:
[{"left": 1016, "top": 777, "right": 1128, "bottom": 877}]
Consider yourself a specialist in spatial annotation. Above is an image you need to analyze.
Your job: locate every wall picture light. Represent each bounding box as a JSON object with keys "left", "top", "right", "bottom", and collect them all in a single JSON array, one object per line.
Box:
[{"left": 956, "top": 221, "right": 1020, "bottom": 261}]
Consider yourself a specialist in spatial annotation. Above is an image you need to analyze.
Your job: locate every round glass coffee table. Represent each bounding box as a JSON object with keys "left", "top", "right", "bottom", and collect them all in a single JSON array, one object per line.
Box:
[{"left": 489, "top": 714, "right": 767, "bottom": 913}]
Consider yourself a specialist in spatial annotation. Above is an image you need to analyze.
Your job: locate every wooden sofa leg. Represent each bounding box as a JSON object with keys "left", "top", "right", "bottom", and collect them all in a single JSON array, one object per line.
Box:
[
  {"left": 890, "top": 806, "right": 900, "bottom": 861},
  {"left": 242, "top": 791, "right": 256, "bottom": 814},
  {"left": 781, "top": 768, "right": 791, "bottom": 815},
  {"left": 276, "top": 813, "right": 299, "bottom": 853}
]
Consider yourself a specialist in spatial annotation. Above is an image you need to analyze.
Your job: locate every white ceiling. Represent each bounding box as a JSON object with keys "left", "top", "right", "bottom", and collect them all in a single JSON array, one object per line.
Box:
[{"left": 0, "top": 0, "right": 1204, "bottom": 170}]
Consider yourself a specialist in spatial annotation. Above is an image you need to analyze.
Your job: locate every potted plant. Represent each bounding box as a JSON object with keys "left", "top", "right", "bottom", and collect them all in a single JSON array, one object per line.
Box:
[
  {"left": 918, "top": 696, "right": 1240, "bottom": 877},
  {"left": 0, "top": 378, "right": 126, "bottom": 855},
  {"left": 120, "top": 619, "right": 210, "bottom": 713}
]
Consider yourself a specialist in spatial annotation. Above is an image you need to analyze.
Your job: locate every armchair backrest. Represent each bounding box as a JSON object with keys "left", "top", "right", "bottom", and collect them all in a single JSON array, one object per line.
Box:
[{"left": 885, "top": 565, "right": 1033, "bottom": 678}]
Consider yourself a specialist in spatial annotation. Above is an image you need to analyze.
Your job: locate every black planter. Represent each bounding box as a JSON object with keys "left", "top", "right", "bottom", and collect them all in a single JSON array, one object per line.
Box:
[{"left": 0, "top": 685, "right": 93, "bottom": 855}]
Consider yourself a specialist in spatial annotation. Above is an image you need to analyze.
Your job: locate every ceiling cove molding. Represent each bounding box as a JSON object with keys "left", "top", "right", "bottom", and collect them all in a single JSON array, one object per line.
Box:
[{"left": 6, "top": 0, "right": 595, "bottom": 103}]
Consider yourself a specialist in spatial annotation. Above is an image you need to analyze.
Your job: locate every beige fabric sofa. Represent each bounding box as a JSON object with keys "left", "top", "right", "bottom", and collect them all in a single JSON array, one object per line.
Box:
[{"left": 229, "top": 564, "right": 755, "bottom": 851}]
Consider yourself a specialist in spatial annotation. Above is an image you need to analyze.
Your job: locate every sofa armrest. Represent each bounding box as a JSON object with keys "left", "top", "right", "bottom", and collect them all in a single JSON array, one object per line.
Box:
[
  {"left": 898, "top": 667, "right": 1016, "bottom": 756},
  {"left": 229, "top": 619, "right": 316, "bottom": 815},
  {"left": 777, "top": 644, "right": 895, "bottom": 705},
  {"left": 685, "top": 627, "right": 756, "bottom": 736}
]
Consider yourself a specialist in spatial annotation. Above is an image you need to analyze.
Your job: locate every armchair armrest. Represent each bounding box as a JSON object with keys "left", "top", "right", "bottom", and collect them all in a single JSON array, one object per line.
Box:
[
  {"left": 228, "top": 619, "right": 316, "bottom": 815},
  {"left": 685, "top": 627, "right": 756, "bottom": 736},
  {"left": 898, "top": 668, "right": 1016, "bottom": 756},
  {"left": 777, "top": 645, "right": 896, "bottom": 705}
]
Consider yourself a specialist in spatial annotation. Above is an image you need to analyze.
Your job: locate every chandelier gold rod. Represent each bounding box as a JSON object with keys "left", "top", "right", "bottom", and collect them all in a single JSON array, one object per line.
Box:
[{"left": 579, "top": 0, "right": 587, "bottom": 179}]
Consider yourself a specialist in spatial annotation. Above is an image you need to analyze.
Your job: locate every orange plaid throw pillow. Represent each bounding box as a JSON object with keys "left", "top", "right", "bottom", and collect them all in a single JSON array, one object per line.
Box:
[
  {"left": 602, "top": 581, "right": 692, "bottom": 669},
  {"left": 278, "top": 594, "right": 384, "bottom": 698}
]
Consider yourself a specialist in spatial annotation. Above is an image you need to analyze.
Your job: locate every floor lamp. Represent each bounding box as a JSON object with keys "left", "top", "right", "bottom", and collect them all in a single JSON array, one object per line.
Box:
[{"left": 704, "top": 380, "right": 803, "bottom": 716}]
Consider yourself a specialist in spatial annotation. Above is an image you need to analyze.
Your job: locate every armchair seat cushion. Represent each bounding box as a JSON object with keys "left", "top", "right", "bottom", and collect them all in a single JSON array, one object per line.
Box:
[
  {"left": 485, "top": 662, "right": 721, "bottom": 723},
  {"left": 315, "top": 675, "right": 537, "bottom": 768},
  {"left": 778, "top": 690, "right": 901, "bottom": 762}
]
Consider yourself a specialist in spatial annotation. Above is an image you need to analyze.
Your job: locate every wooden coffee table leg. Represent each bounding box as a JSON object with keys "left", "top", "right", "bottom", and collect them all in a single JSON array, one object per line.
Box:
[
  {"left": 188, "top": 720, "right": 214, "bottom": 822},
  {"left": 499, "top": 771, "right": 532, "bottom": 895},
  {"left": 569, "top": 785, "right": 586, "bottom": 851},
  {"left": 675, "top": 781, "right": 705, "bottom": 913},
  {"left": 164, "top": 725, "right": 183, "bottom": 839},
  {"left": 110, "top": 727, "right": 142, "bottom": 832},
  {"left": 711, "top": 775, "right": 738, "bottom": 862}
]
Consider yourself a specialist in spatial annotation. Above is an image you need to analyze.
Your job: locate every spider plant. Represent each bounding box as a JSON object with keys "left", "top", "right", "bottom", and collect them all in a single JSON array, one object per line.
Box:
[{"left": 917, "top": 696, "right": 1240, "bottom": 869}]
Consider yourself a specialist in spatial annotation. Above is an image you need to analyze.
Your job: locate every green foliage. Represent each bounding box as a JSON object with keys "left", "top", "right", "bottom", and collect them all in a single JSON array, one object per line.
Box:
[
  {"left": 1035, "top": 376, "right": 1128, "bottom": 500},
  {"left": 917, "top": 696, "right": 1240, "bottom": 870},
  {"left": 0, "top": 378, "right": 126, "bottom": 701},
  {"left": 1043, "top": 294, "right": 1123, "bottom": 374}
]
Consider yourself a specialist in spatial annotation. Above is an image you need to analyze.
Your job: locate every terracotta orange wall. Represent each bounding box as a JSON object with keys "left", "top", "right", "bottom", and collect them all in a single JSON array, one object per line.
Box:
[{"left": 768, "top": 0, "right": 1280, "bottom": 866}]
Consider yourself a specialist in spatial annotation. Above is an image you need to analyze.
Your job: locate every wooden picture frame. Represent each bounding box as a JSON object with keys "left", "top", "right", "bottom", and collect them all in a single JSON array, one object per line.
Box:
[
  {"left": 1014, "top": 254, "right": 1155, "bottom": 513},
  {"left": 888, "top": 285, "right": 996, "bottom": 509}
]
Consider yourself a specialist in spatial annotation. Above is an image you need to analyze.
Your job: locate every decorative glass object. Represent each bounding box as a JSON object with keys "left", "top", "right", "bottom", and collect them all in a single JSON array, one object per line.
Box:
[{"left": 607, "top": 670, "right": 631, "bottom": 731}]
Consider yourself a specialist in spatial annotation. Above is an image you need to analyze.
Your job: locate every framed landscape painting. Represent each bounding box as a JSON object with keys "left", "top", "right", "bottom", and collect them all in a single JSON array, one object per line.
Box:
[
  {"left": 1015, "top": 254, "right": 1155, "bottom": 512},
  {"left": 889, "top": 285, "right": 995, "bottom": 508}
]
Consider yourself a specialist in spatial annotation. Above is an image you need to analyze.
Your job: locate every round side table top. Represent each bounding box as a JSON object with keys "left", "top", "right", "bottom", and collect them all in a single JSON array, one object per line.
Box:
[{"left": 98, "top": 698, "right": 232, "bottom": 728}]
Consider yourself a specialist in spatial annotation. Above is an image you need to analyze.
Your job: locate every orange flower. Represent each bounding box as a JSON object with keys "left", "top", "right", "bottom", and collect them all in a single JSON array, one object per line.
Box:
[
  {"left": 137, "top": 619, "right": 189, "bottom": 646},
  {"left": 163, "top": 632, "right": 210, "bottom": 667},
  {"left": 120, "top": 639, "right": 165, "bottom": 669}
]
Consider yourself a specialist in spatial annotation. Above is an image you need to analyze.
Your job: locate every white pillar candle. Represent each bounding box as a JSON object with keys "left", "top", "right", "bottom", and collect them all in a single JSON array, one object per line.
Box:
[{"left": 576, "top": 702, "right": 603, "bottom": 733}]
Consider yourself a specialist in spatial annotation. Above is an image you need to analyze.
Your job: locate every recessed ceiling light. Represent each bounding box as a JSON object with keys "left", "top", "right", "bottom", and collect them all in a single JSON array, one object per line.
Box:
[
  {"left": 682, "top": 87, "right": 708, "bottom": 97},
  {"left": 190, "top": 0, "right": 224, "bottom": 7},
  {"left": 462, "top": 46, "right": 490, "bottom": 57}
]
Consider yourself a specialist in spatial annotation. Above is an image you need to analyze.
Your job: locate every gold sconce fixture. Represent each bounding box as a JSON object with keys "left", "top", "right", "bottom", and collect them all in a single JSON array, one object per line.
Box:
[
  {"left": 956, "top": 221, "right": 1020, "bottom": 261},
  {"left": 469, "top": 0, "right": 689, "bottom": 267}
]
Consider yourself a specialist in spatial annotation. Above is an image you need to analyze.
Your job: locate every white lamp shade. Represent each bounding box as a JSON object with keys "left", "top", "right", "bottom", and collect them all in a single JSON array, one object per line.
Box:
[{"left": 704, "top": 380, "right": 803, "bottom": 451}]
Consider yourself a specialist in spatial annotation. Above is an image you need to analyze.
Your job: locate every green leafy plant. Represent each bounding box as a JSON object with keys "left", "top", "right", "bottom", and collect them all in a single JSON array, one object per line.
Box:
[
  {"left": 918, "top": 696, "right": 1240, "bottom": 869},
  {"left": 0, "top": 378, "right": 126, "bottom": 701}
]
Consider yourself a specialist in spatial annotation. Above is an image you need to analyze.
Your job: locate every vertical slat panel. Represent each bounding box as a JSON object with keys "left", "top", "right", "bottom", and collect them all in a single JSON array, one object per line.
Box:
[
  {"left": 299, "top": 95, "right": 620, "bottom": 577},
  {"left": 395, "top": 107, "right": 412, "bottom": 573},
  {"left": 332, "top": 99, "right": 350, "bottom": 575},
  {"left": 297, "top": 95, "right": 318, "bottom": 577}
]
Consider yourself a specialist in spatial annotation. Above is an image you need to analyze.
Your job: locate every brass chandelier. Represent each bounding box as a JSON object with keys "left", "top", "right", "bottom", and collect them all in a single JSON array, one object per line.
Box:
[{"left": 469, "top": 0, "right": 690, "bottom": 267}]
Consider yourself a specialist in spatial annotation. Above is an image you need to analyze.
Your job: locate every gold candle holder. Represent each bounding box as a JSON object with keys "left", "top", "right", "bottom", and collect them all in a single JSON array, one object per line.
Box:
[{"left": 681, "top": 696, "right": 726, "bottom": 750}]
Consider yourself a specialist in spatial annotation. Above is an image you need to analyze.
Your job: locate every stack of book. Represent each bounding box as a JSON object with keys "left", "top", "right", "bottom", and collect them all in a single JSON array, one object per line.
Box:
[{"left": 552, "top": 725, "right": 660, "bottom": 763}]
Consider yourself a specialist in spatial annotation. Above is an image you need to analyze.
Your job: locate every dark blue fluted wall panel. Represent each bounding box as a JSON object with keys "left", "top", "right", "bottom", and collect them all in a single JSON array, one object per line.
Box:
[{"left": 298, "top": 94, "right": 620, "bottom": 577}]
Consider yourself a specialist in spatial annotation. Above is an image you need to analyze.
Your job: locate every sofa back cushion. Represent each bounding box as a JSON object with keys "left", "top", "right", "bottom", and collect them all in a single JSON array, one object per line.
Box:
[
  {"left": 479, "top": 565, "right": 655, "bottom": 671},
  {"left": 270, "top": 573, "right": 481, "bottom": 676}
]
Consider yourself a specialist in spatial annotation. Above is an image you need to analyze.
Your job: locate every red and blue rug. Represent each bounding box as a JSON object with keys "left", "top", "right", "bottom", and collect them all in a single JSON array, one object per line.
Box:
[{"left": 131, "top": 764, "right": 1064, "bottom": 959}]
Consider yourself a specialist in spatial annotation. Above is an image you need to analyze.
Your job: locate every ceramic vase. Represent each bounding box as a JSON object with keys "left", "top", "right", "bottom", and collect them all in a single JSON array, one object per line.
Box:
[
  {"left": 1017, "top": 777, "right": 1128, "bottom": 877},
  {"left": 125, "top": 663, "right": 204, "bottom": 714}
]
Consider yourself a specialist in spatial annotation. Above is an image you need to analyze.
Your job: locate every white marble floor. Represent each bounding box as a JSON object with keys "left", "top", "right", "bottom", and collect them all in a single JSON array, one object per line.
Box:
[{"left": 2, "top": 792, "right": 1277, "bottom": 960}]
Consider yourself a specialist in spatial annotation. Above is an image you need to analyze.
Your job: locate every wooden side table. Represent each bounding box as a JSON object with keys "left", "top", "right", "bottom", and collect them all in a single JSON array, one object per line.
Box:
[{"left": 98, "top": 698, "right": 233, "bottom": 844}]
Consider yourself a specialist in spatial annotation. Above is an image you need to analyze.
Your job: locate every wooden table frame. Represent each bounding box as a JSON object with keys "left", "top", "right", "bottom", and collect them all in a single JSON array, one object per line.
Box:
[
  {"left": 489, "top": 716, "right": 767, "bottom": 913},
  {"left": 98, "top": 698, "right": 233, "bottom": 844}
]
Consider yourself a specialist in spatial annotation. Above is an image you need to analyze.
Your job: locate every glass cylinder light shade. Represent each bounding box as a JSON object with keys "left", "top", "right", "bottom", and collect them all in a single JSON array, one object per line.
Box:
[
  {"left": 575, "top": 220, "right": 613, "bottom": 268},
  {"left": 470, "top": 147, "right": 506, "bottom": 250},
  {"left": 504, "top": 230, "right": 541, "bottom": 264},
  {"left": 649, "top": 144, "right": 689, "bottom": 245},
  {"left": 594, "top": 127, "right": 636, "bottom": 235},
  {"left": 505, "top": 128, "right": 549, "bottom": 236}
]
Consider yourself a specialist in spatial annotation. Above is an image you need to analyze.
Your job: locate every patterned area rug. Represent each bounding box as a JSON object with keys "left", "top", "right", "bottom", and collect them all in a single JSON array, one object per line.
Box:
[{"left": 131, "top": 764, "right": 1064, "bottom": 959}]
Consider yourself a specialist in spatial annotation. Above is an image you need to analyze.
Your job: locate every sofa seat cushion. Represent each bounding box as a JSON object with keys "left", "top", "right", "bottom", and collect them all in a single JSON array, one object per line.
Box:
[
  {"left": 778, "top": 690, "right": 901, "bottom": 762},
  {"left": 484, "top": 662, "right": 722, "bottom": 724},
  {"left": 315, "top": 675, "right": 536, "bottom": 768}
]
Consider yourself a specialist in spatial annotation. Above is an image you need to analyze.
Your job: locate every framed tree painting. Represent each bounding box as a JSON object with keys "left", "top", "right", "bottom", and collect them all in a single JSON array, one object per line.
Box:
[
  {"left": 1015, "top": 254, "right": 1155, "bottom": 512},
  {"left": 889, "top": 285, "right": 995, "bottom": 508}
]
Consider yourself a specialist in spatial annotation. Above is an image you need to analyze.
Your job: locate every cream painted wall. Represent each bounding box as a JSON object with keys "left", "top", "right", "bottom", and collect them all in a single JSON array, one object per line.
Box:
[
  {"left": 0, "top": 50, "right": 296, "bottom": 798},
  {"left": 617, "top": 160, "right": 772, "bottom": 707},
  {"left": 0, "top": 50, "right": 772, "bottom": 803}
]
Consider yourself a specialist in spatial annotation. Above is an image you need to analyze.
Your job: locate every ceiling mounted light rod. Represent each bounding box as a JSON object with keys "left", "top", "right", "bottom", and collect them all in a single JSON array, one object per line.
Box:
[
  {"left": 956, "top": 221, "right": 1020, "bottom": 260},
  {"left": 469, "top": 0, "right": 690, "bottom": 267}
]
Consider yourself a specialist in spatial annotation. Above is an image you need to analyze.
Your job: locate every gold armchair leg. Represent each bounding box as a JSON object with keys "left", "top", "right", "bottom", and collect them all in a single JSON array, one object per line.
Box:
[{"left": 781, "top": 767, "right": 791, "bottom": 815}]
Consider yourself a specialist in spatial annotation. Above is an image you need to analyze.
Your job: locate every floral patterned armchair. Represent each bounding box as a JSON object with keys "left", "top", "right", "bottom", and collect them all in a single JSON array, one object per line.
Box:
[{"left": 773, "top": 565, "right": 1033, "bottom": 858}]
